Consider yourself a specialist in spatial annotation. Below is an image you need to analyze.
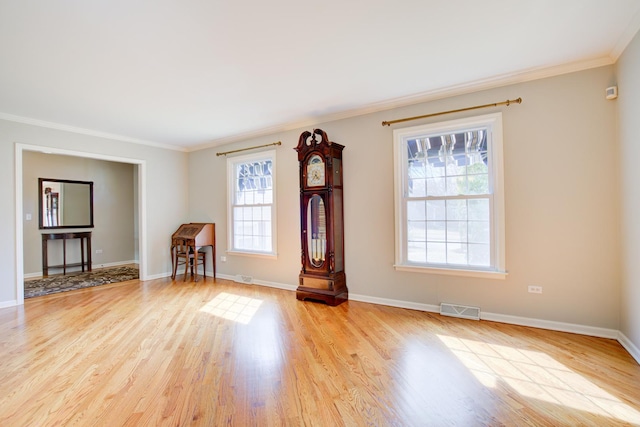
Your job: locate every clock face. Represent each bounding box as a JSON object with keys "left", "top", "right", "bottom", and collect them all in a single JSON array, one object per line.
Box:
[{"left": 307, "top": 155, "right": 325, "bottom": 187}]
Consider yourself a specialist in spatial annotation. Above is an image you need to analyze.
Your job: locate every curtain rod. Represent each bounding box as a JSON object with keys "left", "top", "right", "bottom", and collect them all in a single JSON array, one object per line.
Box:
[
  {"left": 216, "top": 141, "right": 282, "bottom": 157},
  {"left": 381, "top": 98, "right": 522, "bottom": 127}
]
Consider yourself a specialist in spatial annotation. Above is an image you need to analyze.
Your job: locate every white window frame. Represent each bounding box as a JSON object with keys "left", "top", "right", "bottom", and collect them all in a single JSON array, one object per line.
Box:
[
  {"left": 226, "top": 149, "right": 277, "bottom": 258},
  {"left": 393, "top": 113, "right": 506, "bottom": 279}
]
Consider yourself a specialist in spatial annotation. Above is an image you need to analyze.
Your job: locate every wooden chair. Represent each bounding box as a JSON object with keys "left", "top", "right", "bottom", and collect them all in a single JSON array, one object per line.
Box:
[{"left": 171, "top": 239, "right": 206, "bottom": 281}]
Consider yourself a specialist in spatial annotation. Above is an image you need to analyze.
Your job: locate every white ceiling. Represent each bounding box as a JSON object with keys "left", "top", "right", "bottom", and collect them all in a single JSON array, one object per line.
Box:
[{"left": 1, "top": 1, "right": 639, "bottom": 152}]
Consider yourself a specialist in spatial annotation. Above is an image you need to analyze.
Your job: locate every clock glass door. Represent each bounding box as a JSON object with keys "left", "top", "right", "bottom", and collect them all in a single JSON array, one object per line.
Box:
[{"left": 307, "top": 195, "right": 326, "bottom": 267}]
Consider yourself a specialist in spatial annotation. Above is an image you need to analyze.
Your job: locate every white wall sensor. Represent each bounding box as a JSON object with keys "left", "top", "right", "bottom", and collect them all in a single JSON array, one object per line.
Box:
[{"left": 606, "top": 86, "right": 618, "bottom": 100}]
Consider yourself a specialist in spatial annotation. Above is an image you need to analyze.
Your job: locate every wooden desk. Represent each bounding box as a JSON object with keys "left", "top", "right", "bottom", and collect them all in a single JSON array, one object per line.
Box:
[
  {"left": 170, "top": 223, "right": 215, "bottom": 281},
  {"left": 42, "top": 232, "right": 92, "bottom": 277}
]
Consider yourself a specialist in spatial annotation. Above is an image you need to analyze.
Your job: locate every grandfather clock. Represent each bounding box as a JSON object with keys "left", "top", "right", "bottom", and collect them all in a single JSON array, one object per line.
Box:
[{"left": 295, "top": 129, "right": 347, "bottom": 306}]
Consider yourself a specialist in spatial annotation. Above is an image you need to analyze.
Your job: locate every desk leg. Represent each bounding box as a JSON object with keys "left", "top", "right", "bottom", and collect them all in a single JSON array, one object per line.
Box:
[
  {"left": 42, "top": 238, "right": 48, "bottom": 277},
  {"left": 194, "top": 248, "right": 199, "bottom": 282},
  {"left": 87, "top": 236, "right": 92, "bottom": 272},
  {"left": 170, "top": 245, "right": 176, "bottom": 279},
  {"left": 202, "top": 248, "right": 206, "bottom": 280},
  {"left": 62, "top": 239, "right": 67, "bottom": 275},
  {"left": 81, "top": 237, "right": 85, "bottom": 272}
]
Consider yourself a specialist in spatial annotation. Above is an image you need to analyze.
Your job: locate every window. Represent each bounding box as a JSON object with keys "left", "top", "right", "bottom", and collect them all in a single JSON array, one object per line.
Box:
[
  {"left": 393, "top": 113, "right": 505, "bottom": 278},
  {"left": 227, "top": 150, "right": 277, "bottom": 257}
]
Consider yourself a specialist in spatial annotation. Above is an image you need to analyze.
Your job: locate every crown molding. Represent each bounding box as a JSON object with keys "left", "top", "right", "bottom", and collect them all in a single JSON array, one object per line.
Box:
[
  {"left": 191, "top": 56, "right": 615, "bottom": 152},
  {"left": 0, "top": 55, "right": 617, "bottom": 154},
  {"left": 0, "top": 112, "right": 187, "bottom": 152},
  {"left": 611, "top": 8, "right": 640, "bottom": 61}
]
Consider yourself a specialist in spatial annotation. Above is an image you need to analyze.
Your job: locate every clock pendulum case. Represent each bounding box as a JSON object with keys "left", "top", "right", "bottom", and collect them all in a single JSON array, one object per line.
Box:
[{"left": 294, "top": 128, "right": 348, "bottom": 306}]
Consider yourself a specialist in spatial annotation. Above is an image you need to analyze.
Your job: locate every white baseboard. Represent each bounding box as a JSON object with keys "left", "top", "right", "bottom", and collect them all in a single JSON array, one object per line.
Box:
[
  {"left": 618, "top": 332, "right": 640, "bottom": 365},
  {"left": 251, "top": 278, "right": 297, "bottom": 292},
  {"left": 214, "top": 273, "right": 297, "bottom": 291},
  {"left": 93, "top": 260, "right": 138, "bottom": 269},
  {"left": 144, "top": 271, "right": 172, "bottom": 280},
  {"left": 350, "top": 293, "right": 440, "bottom": 313},
  {"left": 351, "top": 293, "right": 618, "bottom": 339},
  {"left": 0, "top": 300, "right": 18, "bottom": 308},
  {"left": 24, "top": 272, "right": 41, "bottom": 279},
  {"left": 480, "top": 312, "right": 619, "bottom": 339}
]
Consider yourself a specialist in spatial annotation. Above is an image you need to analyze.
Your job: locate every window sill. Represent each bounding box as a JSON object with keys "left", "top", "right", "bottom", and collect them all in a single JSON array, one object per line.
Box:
[
  {"left": 394, "top": 264, "right": 507, "bottom": 280},
  {"left": 227, "top": 250, "right": 277, "bottom": 260}
]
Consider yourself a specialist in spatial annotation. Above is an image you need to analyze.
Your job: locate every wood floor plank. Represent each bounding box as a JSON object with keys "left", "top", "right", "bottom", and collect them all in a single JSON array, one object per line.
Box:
[{"left": 0, "top": 277, "right": 639, "bottom": 426}]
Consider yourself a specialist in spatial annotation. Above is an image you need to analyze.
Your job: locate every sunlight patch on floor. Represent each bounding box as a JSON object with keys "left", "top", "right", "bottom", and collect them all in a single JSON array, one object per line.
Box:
[
  {"left": 438, "top": 334, "right": 640, "bottom": 424},
  {"left": 200, "top": 292, "right": 263, "bottom": 324}
]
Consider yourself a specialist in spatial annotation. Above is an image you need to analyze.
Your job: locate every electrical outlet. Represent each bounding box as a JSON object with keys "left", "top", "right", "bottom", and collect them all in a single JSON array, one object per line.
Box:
[
  {"left": 221, "top": 256, "right": 227, "bottom": 262},
  {"left": 25, "top": 213, "right": 32, "bottom": 221},
  {"left": 95, "top": 249, "right": 103, "bottom": 254},
  {"left": 528, "top": 285, "right": 542, "bottom": 294}
]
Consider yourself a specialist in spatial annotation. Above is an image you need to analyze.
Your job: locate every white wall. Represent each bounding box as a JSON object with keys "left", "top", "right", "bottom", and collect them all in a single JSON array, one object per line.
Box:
[
  {"left": 22, "top": 151, "right": 136, "bottom": 274},
  {"left": 190, "top": 66, "right": 621, "bottom": 330},
  {"left": 0, "top": 119, "right": 190, "bottom": 306},
  {"left": 617, "top": 30, "right": 640, "bottom": 355}
]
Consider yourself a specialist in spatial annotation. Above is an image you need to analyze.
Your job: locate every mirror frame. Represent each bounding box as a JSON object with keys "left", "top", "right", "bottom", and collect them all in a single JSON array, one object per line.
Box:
[{"left": 38, "top": 178, "right": 94, "bottom": 229}]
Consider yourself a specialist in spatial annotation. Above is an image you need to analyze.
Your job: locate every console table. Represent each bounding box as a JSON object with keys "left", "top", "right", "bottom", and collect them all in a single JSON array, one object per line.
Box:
[{"left": 42, "top": 232, "right": 92, "bottom": 277}]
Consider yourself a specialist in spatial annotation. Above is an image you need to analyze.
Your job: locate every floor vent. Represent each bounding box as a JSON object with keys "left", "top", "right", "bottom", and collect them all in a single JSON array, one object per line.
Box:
[
  {"left": 440, "top": 303, "right": 481, "bottom": 320},
  {"left": 235, "top": 274, "right": 254, "bottom": 284}
]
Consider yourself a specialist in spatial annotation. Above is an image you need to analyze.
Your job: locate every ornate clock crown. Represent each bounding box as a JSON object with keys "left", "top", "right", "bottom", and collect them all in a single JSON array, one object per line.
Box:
[{"left": 294, "top": 128, "right": 331, "bottom": 153}]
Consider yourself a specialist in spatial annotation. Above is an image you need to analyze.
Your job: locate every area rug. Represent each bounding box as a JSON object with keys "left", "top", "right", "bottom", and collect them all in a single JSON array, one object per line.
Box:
[{"left": 24, "top": 266, "right": 139, "bottom": 299}]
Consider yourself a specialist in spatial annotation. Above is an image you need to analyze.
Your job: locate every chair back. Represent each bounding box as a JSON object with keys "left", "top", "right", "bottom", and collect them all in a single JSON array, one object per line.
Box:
[{"left": 174, "top": 238, "right": 192, "bottom": 255}]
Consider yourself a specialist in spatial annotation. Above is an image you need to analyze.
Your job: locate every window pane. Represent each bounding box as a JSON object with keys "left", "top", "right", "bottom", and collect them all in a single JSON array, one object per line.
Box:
[
  {"left": 446, "top": 200, "right": 467, "bottom": 220},
  {"left": 252, "top": 221, "right": 261, "bottom": 235},
  {"left": 254, "top": 190, "right": 264, "bottom": 204},
  {"left": 468, "top": 221, "right": 490, "bottom": 244},
  {"left": 426, "top": 200, "right": 445, "bottom": 220},
  {"left": 469, "top": 243, "right": 490, "bottom": 266},
  {"left": 408, "top": 241, "right": 427, "bottom": 263},
  {"left": 426, "top": 160, "right": 445, "bottom": 178},
  {"left": 467, "top": 154, "right": 488, "bottom": 174},
  {"left": 233, "top": 206, "right": 245, "bottom": 221},
  {"left": 427, "top": 221, "right": 446, "bottom": 242},
  {"left": 447, "top": 221, "right": 467, "bottom": 243},
  {"left": 408, "top": 201, "right": 426, "bottom": 221},
  {"left": 446, "top": 154, "right": 467, "bottom": 176},
  {"left": 447, "top": 242, "right": 467, "bottom": 265},
  {"left": 252, "top": 206, "right": 262, "bottom": 220},
  {"left": 408, "top": 178, "right": 427, "bottom": 197},
  {"left": 426, "top": 178, "right": 446, "bottom": 197},
  {"left": 468, "top": 174, "right": 489, "bottom": 195},
  {"left": 468, "top": 199, "right": 490, "bottom": 220},
  {"left": 408, "top": 220, "right": 426, "bottom": 241},
  {"left": 446, "top": 176, "right": 467, "bottom": 196},
  {"left": 408, "top": 161, "right": 425, "bottom": 178},
  {"left": 427, "top": 242, "right": 446, "bottom": 263},
  {"left": 262, "top": 206, "right": 271, "bottom": 221},
  {"left": 244, "top": 190, "right": 256, "bottom": 205},
  {"left": 233, "top": 221, "right": 243, "bottom": 236},
  {"left": 241, "top": 221, "right": 253, "bottom": 235}
]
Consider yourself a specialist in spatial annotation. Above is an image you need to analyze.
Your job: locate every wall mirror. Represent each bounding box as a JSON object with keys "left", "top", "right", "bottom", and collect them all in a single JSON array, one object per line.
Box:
[{"left": 39, "top": 178, "right": 94, "bottom": 229}]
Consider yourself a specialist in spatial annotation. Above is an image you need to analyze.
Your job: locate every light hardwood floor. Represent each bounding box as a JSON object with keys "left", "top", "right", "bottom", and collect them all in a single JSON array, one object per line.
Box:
[{"left": 1, "top": 277, "right": 639, "bottom": 426}]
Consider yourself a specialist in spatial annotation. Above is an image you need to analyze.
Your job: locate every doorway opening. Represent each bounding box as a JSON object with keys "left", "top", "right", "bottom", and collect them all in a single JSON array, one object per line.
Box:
[{"left": 14, "top": 143, "right": 147, "bottom": 305}]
